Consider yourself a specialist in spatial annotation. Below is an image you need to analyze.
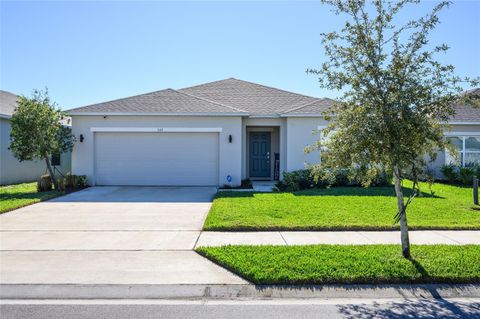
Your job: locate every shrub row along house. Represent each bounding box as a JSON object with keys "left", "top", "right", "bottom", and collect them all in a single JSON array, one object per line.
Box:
[{"left": 66, "top": 79, "right": 480, "bottom": 187}]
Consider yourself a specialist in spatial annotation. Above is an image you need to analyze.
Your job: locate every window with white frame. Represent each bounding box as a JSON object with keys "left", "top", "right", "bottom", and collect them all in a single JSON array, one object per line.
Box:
[{"left": 445, "top": 135, "right": 480, "bottom": 167}]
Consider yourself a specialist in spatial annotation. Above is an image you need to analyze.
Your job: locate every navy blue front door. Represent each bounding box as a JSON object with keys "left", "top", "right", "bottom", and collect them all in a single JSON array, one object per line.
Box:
[{"left": 249, "top": 132, "right": 271, "bottom": 178}]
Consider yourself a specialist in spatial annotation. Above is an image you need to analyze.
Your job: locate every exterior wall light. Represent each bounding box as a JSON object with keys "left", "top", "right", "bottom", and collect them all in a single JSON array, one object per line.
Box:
[
  {"left": 228, "top": 135, "right": 233, "bottom": 143},
  {"left": 80, "top": 134, "right": 84, "bottom": 143}
]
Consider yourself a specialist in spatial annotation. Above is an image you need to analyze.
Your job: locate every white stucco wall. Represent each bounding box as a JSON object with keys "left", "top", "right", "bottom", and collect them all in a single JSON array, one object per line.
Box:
[
  {"left": 0, "top": 118, "right": 71, "bottom": 185},
  {"left": 284, "top": 120, "right": 480, "bottom": 175},
  {"left": 70, "top": 115, "right": 479, "bottom": 187},
  {"left": 71, "top": 115, "right": 243, "bottom": 186},
  {"left": 285, "top": 117, "right": 329, "bottom": 171}
]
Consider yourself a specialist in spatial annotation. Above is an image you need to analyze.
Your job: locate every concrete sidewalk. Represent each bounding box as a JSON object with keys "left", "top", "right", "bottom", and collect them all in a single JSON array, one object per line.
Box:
[{"left": 196, "top": 230, "right": 480, "bottom": 247}]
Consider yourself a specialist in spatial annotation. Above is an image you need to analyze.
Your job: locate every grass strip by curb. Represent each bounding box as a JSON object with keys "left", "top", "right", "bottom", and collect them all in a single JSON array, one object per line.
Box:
[{"left": 196, "top": 245, "right": 480, "bottom": 285}]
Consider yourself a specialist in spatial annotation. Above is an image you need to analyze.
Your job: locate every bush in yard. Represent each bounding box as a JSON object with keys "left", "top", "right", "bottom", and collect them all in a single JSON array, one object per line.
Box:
[
  {"left": 37, "top": 175, "right": 53, "bottom": 192},
  {"left": 312, "top": 166, "right": 392, "bottom": 188},
  {"left": 275, "top": 167, "right": 391, "bottom": 192},
  {"left": 55, "top": 177, "right": 66, "bottom": 192},
  {"left": 65, "top": 173, "right": 77, "bottom": 190},
  {"left": 64, "top": 173, "right": 88, "bottom": 190},
  {"left": 440, "top": 164, "right": 458, "bottom": 184},
  {"left": 241, "top": 179, "right": 253, "bottom": 189},
  {"left": 9, "top": 89, "right": 75, "bottom": 189},
  {"left": 277, "top": 169, "right": 314, "bottom": 192},
  {"left": 458, "top": 166, "right": 475, "bottom": 185},
  {"left": 370, "top": 169, "right": 393, "bottom": 187},
  {"left": 331, "top": 168, "right": 352, "bottom": 186},
  {"left": 469, "top": 163, "right": 480, "bottom": 179},
  {"left": 77, "top": 175, "right": 88, "bottom": 188}
]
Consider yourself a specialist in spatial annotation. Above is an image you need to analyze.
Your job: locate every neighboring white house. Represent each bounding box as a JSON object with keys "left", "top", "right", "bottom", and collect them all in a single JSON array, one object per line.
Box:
[
  {"left": 67, "top": 78, "right": 480, "bottom": 187},
  {"left": 0, "top": 90, "right": 71, "bottom": 185}
]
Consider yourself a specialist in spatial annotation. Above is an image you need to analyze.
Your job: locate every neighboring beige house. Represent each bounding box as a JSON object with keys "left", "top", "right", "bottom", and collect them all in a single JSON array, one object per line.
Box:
[
  {"left": 0, "top": 90, "right": 71, "bottom": 185},
  {"left": 67, "top": 78, "right": 480, "bottom": 187}
]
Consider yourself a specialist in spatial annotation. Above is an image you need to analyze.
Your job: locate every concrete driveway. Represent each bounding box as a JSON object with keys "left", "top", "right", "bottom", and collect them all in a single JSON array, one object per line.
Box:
[{"left": 0, "top": 187, "right": 246, "bottom": 287}]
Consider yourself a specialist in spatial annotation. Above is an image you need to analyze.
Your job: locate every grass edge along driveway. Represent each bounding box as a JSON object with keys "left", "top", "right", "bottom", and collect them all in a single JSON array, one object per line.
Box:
[
  {"left": 203, "top": 182, "right": 480, "bottom": 231},
  {"left": 196, "top": 244, "right": 480, "bottom": 285},
  {"left": 0, "top": 182, "right": 64, "bottom": 214}
]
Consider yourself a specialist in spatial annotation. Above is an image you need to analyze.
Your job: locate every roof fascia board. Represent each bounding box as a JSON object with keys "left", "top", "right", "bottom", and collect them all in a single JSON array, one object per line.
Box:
[
  {"left": 248, "top": 114, "right": 281, "bottom": 119},
  {"left": 448, "top": 121, "right": 480, "bottom": 125},
  {"left": 69, "top": 112, "right": 248, "bottom": 116},
  {"left": 280, "top": 113, "right": 324, "bottom": 118}
]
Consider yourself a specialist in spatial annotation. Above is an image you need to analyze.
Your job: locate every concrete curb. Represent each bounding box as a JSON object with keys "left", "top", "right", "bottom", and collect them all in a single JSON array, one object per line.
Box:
[{"left": 1, "top": 284, "right": 479, "bottom": 300}]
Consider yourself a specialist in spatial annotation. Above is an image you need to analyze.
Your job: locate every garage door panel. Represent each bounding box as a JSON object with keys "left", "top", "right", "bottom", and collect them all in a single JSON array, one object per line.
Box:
[{"left": 94, "top": 132, "right": 219, "bottom": 186}]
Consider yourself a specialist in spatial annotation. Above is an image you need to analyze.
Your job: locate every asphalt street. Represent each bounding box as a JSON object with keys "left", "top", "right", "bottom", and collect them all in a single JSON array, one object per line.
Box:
[{"left": 1, "top": 298, "right": 479, "bottom": 319}]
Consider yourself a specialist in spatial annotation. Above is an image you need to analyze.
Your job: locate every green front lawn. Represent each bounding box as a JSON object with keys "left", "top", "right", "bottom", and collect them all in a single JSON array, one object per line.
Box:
[
  {"left": 204, "top": 182, "right": 480, "bottom": 230},
  {"left": 0, "top": 182, "right": 64, "bottom": 213},
  {"left": 197, "top": 245, "right": 480, "bottom": 284}
]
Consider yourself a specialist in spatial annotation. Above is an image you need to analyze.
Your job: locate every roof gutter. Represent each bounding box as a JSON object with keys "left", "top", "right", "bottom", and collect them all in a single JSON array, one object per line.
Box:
[
  {"left": 448, "top": 121, "right": 480, "bottom": 125},
  {"left": 247, "top": 114, "right": 281, "bottom": 119},
  {"left": 68, "top": 112, "right": 249, "bottom": 117},
  {"left": 279, "top": 113, "right": 324, "bottom": 118}
]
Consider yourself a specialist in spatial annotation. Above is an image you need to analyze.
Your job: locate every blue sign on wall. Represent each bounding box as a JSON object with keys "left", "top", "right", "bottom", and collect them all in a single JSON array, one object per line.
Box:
[{"left": 226, "top": 175, "right": 232, "bottom": 183}]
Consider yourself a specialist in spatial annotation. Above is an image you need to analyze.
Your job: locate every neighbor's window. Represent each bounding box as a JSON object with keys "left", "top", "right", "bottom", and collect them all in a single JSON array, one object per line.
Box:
[
  {"left": 51, "top": 153, "right": 61, "bottom": 166},
  {"left": 446, "top": 136, "right": 480, "bottom": 167}
]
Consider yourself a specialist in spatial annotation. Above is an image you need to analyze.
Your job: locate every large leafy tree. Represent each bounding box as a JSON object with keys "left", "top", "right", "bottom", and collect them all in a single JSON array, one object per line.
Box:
[
  {"left": 308, "top": 0, "right": 479, "bottom": 258},
  {"left": 9, "top": 89, "right": 74, "bottom": 188}
]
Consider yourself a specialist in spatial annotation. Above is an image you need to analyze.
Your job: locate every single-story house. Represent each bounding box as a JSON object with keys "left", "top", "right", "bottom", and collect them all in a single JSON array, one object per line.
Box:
[
  {"left": 67, "top": 79, "right": 480, "bottom": 187},
  {"left": 0, "top": 90, "right": 71, "bottom": 185}
]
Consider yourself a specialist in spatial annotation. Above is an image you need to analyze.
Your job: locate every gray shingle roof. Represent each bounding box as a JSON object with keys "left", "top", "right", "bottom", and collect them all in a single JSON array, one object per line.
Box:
[
  {"left": 0, "top": 90, "right": 18, "bottom": 117},
  {"left": 68, "top": 88, "right": 246, "bottom": 114},
  {"left": 68, "top": 78, "right": 334, "bottom": 116},
  {"left": 179, "top": 78, "right": 325, "bottom": 115},
  {"left": 67, "top": 79, "right": 480, "bottom": 121},
  {"left": 451, "top": 88, "right": 480, "bottom": 122},
  {"left": 282, "top": 97, "right": 336, "bottom": 115}
]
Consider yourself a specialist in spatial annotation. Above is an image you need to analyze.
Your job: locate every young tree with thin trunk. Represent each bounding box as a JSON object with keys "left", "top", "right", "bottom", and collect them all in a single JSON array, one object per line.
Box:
[
  {"left": 308, "top": 0, "right": 479, "bottom": 258},
  {"left": 9, "top": 89, "right": 74, "bottom": 189}
]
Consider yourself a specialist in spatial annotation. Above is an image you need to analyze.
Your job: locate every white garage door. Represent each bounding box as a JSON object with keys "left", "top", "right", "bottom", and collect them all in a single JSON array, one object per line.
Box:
[{"left": 94, "top": 132, "right": 219, "bottom": 186}]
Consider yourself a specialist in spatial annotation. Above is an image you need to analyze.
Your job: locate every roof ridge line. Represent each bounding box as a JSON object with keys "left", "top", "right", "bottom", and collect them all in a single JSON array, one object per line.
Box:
[
  {"left": 228, "top": 78, "right": 319, "bottom": 100},
  {"left": 180, "top": 77, "right": 319, "bottom": 100},
  {"left": 281, "top": 98, "right": 322, "bottom": 114},
  {"left": 178, "top": 78, "right": 237, "bottom": 91},
  {"left": 173, "top": 88, "right": 249, "bottom": 113}
]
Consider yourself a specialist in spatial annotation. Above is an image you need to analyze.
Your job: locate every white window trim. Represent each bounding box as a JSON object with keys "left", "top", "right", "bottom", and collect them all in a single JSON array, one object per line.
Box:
[
  {"left": 90, "top": 127, "right": 223, "bottom": 133},
  {"left": 445, "top": 132, "right": 480, "bottom": 136},
  {"left": 448, "top": 122, "right": 480, "bottom": 125},
  {"left": 445, "top": 134, "right": 480, "bottom": 167}
]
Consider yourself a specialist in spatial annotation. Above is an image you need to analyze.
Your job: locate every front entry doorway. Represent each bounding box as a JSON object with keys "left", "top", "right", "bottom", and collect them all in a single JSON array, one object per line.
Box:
[{"left": 249, "top": 132, "right": 271, "bottom": 178}]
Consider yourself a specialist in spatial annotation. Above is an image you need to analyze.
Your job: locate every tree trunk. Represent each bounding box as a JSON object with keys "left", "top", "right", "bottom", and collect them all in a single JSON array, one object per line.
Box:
[
  {"left": 393, "top": 165, "right": 411, "bottom": 258},
  {"left": 45, "top": 156, "right": 57, "bottom": 189}
]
